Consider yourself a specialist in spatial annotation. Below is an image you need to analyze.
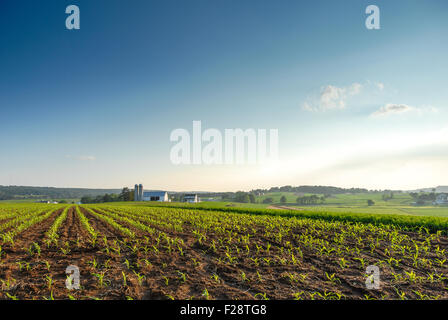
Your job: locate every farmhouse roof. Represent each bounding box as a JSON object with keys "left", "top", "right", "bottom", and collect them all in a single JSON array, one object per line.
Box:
[{"left": 143, "top": 191, "right": 168, "bottom": 197}]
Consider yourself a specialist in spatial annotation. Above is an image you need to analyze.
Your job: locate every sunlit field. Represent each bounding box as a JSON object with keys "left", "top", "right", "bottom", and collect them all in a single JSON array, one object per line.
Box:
[{"left": 1, "top": 203, "right": 448, "bottom": 300}]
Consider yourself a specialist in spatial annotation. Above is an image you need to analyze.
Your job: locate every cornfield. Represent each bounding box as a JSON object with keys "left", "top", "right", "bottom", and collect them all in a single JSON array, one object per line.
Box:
[{"left": 0, "top": 203, "right": 447, "bottom": 300}]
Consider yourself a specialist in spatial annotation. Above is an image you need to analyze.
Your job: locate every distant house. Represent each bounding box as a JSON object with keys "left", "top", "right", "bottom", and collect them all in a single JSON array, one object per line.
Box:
[
  {"left": 435, "top": 193, "right": 448, "bottom": 205},
  {"left": 183, "top": 194, "right": 199, "bottom": 203},
  {"left": 142, "top": 191, "right": 169, "bottom": 202}
]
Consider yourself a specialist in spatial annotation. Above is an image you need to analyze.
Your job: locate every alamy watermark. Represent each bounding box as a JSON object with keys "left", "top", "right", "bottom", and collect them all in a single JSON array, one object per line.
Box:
[
  {"left": 170, "top": 121, "right": 279, "bottom": 165},
  {"left": 365, "top": 265, "right": 380, "bottom": 289},
  {"left": 65, "top": 5, "right": 80, "bottom": 30},
  {"left": 365, "top": 5, "right": 380, "bottom": 30},
  {"left": 66, "top": 265, "right": 80, "bottom": 290},
  {"left": 64, "top": 5, "right": 378, "bottom": 31}
]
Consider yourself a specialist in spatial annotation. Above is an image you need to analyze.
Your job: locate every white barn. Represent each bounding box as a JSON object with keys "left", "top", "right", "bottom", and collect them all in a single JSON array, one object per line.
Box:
[{"left": 143, "top": 191, "right": 169, "bottom": 202}]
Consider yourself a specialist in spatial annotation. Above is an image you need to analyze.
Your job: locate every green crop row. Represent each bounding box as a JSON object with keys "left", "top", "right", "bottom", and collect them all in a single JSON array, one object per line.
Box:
[
  {"left": 45, "top": 206, "right": 71, "bottom": 245},
  {"left": 83, "top": 207, "right": 135, "bottom": 238},
  {"left": 0, "top": 208, "right": 51, "bottom": 233},
  {"left": 143, "top": 203, "right": 448, "bottom": 234},
  {"left": 75, "top": 206, "right": 98, "bottom": 239},
  {"left": 94, "top": 207, "right": 155, "bottom": 235},
  {"left": 1, "top": 207, "right": 63, "bottom": 244}
]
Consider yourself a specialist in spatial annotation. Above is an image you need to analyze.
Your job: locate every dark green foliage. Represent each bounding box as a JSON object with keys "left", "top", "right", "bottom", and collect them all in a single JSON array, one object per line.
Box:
[
  {"left": 252, "top": 185, "right": 368, "bottom": 195},
  {"left": 0, "top": 185, "right": 120, "bottom": 200},
  {"left": 296, "top": 195, "right": 325, "bottom": 205}
]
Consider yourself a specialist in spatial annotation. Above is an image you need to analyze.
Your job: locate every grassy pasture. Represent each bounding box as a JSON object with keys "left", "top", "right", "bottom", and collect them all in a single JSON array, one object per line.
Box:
[{"left": 253, "top": 192, "right": 448, "bottom": 217}]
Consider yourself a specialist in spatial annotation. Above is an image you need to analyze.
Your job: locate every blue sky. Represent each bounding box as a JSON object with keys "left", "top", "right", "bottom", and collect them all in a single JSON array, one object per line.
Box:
[{"left": 0, "top": 0, "right": 447, "bottom": 191}]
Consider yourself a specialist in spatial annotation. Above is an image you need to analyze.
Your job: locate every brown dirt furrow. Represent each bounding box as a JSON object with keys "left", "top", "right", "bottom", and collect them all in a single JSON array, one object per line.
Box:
[
  {"left": 0, "top": 207, "right": 65, "bottom": 297},
  {"left": 90, "top": 208, "right": 151, "bottom": 238},
  {"left": 2, "top": 204, "right": 448, "bottom": 300},
  {"left": 0, "top": 217, "right": 13, "bottom": 225},
  {"left": 3, "top": 208, "right": 64, "bottom": 252},
  {"left": 58, "top": 207, "right": 87, "bottom": 243},
  {"left": 80, "top": 207, "right": 123, "bottom": 238}
]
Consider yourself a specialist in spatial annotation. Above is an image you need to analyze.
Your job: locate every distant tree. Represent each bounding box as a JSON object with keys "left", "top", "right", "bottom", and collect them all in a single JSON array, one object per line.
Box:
[
  {"left": 81, "top": 193, "right": 121, "bottom": 204},
  {"left": 409, "top": 192, "right": 436, "bottom": 204},
  {"left": 221, "top": 193, "right": 232, "bottom": 201},
  {"left": 382, "top": 192, "right": 394, "bottom": 201},
  {"left": 119, "top": 187, "right": 132, "bottom": 201},
  {"left": 367, "top": 199, "right": 375, "bottom": 206},
  {"left": 409, "top": 192, "right": 419, "bottom": 200},
  {"left": 58, "top": 199, "right": 67, "bottom": 204},
  {"left": 280, "top": 195, "right": 287, "bottom": 203},
  {"left": 235, "top": 191, "right": 250, "bottom": 203},
  {"left": 80, "top": 196, "right": 93, "bottom": 204},
  {"left": 295, "top": 195, "right": 323, "bottom": 205},
  {"left": 248, "top": 194, "right": 256, "bottom": 203},
  {"left": 263, "top": 197, "right": 274, "bottom": 204}
]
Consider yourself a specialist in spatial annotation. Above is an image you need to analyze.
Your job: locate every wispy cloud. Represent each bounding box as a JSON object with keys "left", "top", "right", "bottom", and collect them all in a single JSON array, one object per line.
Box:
[
  {"left": 303, "top": 83, "right": 362, "bottom": 112},
  {"left": 65, "top": 155, "right": 96, "bottom": 161},
  {"left": 376, "top": 82, "right": 384, "bottom": 91},
  {"left": 371, "top": 103, "right": 414, "bottom": 117},
  {"left": 371, "top": 104, "right": 438, "bottom": 117}
]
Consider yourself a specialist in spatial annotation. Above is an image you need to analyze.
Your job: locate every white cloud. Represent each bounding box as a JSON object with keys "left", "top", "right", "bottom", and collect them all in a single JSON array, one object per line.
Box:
[
  {"left": 371, "top": 104, "right": 438, "bottom": 117},
  {"left": 349, "top": 82, "right": 362, "bottom": 95},
  {"left": 376, "top": 82, "right": 384, "bottom": 91},
  {"left": 303, "top": 83, "right": 362, "bottom": 112},
  {"left": 371, "top": 103, "right": 414, "bottom": 117}
]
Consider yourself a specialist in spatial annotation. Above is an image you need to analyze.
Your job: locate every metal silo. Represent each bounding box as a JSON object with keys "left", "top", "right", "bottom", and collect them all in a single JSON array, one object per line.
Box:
[
  {"left": 134, "top": 184, "right": 139, "bottom": 201},
  {"left": 139, "top": 184, "right": 143, "bottom": 201}
]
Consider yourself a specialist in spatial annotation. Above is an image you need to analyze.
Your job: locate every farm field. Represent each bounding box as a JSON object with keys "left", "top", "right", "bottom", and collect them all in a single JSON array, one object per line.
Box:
[
  {"left": 1, "top": 203, "right": 448, "bottom": 300},
  {"left": 197, "top": 192, "right": 448, "bottom": 217}
]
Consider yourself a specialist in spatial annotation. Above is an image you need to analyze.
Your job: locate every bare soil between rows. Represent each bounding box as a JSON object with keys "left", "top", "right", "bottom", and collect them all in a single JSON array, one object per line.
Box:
[{"left": 0, "top": 206, "right": 447, "bottom": 300}]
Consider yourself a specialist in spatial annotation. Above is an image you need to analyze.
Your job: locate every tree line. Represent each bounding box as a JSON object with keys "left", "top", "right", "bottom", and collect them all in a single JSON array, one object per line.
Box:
[
  {"left": 409, "top": 192, "right": 437, "bottom": 205},
  {"left": 251, "top": 185, "right": 368, "bottom": 195},
  {"left": 0, "top": 185, "right": 121, "bottom": 200},
  {"left": 81, "top": 188, "right": 133, "bottom": 204},
  {"left": 295, "top": 195, "right": 326, "bottom": 205}
]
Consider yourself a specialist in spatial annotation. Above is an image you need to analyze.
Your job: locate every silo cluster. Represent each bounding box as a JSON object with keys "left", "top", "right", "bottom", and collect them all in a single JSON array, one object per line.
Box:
[{"left": 134, "top": 184, "right": 144, "bottom": 201}]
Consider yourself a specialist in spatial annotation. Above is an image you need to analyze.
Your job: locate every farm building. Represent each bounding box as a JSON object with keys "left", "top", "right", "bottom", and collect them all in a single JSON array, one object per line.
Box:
[
  {"left": 143, "top": 191, "right": 169, "bottom": 202},
  {"left": 134, "top": 184, "right": 169, "bottom": 202},
  {"left": 183, "top": 194, "right": 199, "bottom": 203},
  {"left": 434, "top": 193, "right": 448, "bottom": 205}
]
